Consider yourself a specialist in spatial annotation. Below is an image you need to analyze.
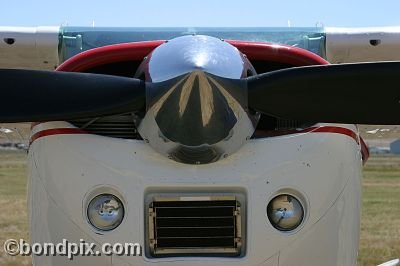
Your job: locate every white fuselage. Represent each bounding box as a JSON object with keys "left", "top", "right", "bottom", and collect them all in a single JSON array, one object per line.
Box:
[{"left": 27, "top": 122, "right": 362, "bottom": 266}]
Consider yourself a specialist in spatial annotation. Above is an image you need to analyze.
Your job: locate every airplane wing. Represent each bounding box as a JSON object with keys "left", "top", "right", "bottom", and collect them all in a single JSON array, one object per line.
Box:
[
  {"left": 3, "top": 26, "right": 400, "bottom": 70},
  {"left": 325, "top": 26, "right": 400, "bottom": 63},
  {"left": 0, "top": 26, "right": 59, "bottom": 70}
]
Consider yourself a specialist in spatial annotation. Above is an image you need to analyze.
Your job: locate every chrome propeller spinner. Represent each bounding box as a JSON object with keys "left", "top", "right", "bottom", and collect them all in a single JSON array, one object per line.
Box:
[{"left": 135, "top": 35, "right": 259, "bottom": 164}]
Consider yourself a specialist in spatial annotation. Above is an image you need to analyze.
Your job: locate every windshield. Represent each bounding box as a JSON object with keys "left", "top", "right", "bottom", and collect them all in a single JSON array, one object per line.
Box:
[{"left": 60, "top": 27, "right": 326, "bottom": 62}]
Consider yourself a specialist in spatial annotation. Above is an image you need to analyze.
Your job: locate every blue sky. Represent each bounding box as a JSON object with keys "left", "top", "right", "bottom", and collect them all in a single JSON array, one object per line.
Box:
[{"left": 2, "top": 0, "right": 400, "bottom": 27}]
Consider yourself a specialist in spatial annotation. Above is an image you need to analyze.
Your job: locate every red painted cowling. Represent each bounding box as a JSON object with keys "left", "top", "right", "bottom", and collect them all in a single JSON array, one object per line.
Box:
[{"left": 57, "top": 39, "right": 328, "bottom": 72}]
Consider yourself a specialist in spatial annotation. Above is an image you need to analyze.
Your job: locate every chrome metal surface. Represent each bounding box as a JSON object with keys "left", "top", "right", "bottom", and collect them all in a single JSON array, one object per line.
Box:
[
  {"left": 148, "top": 196, "right": 242, "bottom": 257},
  {"left": 137, "top": 35, "right": 251, "bottom": 82},
  {"left": 136, "top": 35, "right": 259, "bottom": 164},
  {"left": 87, "top": 194, "right": 124, "bottom": 231},
  {"left": 267, "top": 194, "right": 304, "bottom": 231}
]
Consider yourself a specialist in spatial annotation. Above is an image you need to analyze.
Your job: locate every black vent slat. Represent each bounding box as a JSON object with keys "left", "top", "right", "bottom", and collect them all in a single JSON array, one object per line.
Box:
[
  {"left": 69, "top": 114, "right": 140, "bottom": 139},
  {"left": 156, "top": 206, "right": 234, "bottom": 217},
  {"left": 157, "top": 237, "right": 235, "bottom": 248},
  {"left": 153, "top": 200, "right": 236, "bottom": 207},
  {"left": 148, "top": 197, "right": 242, "bottom": 257},
  {"left": 157, "top": 227, "right": 234, "bottom": 238},
  {"left": 156, "top": 217, "right": 234, "bottom": 227}
]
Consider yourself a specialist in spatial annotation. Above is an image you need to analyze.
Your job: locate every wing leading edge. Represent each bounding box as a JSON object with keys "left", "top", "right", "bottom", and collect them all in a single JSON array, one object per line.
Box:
[{"left": 1, "top": 26, "right": 400, "bottom": 70}]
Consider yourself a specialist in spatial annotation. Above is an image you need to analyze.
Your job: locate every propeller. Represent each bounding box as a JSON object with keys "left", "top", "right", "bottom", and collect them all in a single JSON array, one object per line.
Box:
[
  {"left": 0, "top": 61, "right": 399, "bottom": 125},
  {"left": 0, "top": 69, "right": 145, "bottom": 122},
  {"left": 247, "top": 61, "right": 400, "bottom": 124},
  {"left": 2, "top": 34, "right": 399, "bottom": 164}
]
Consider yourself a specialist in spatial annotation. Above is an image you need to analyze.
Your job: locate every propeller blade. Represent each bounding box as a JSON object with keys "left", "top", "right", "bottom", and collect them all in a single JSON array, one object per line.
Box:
[
  {"left": 247, "top": 61, "right": 400, "bottom": 124},
  {"left": 0, "top": 69, "right": 145, "bottom": 122}
]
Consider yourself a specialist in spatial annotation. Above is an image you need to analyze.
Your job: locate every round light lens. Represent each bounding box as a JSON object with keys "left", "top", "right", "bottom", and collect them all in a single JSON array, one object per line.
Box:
[
  {"left": 87, "top": 194, "right": 124, "bottom": 231},
  {"left": 267, "top": 194, "right": 304, "bottom": 232}
]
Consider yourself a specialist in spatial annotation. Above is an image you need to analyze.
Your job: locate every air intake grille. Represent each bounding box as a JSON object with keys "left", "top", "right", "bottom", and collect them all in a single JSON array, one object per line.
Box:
[
  {"left": 148, "top": 196, "right": 242, "bottom": 257},
  {"left": 69, "top": 114, "right": 140, "bottom": 139}
]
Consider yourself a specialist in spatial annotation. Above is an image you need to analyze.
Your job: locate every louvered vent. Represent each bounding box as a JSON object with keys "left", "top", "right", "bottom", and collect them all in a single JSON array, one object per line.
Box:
[
  {"left": 275, "top": 118, "right": 305, "bottom": 130},
  {"left": 69, "top": 114, "right": 140, "bottom": 139},
  {"left": 148, "top": 196, "right": 242, "bottom": 257}
]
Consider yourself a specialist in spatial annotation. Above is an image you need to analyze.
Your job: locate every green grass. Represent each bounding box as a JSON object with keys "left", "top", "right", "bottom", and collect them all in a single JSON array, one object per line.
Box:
[
  {"left": 0, "top": 151, "right": 399, "bottom": 265},
  {"left": 0, "top": 151, "right": 30, "bottom": 266},
  {"left": 358, "top": 156, "right": 400, "bottom": 266}
]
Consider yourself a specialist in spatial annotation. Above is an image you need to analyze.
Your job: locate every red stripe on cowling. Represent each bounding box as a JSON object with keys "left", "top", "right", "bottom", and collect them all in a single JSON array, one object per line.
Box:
[
  {"left": 302, "top": 126, "right": 360, "bottom": 144},
  {"left": 360, "top": 137, "right": 370, "bottom": 163},
  {"left": 29, "top": 128, "right": 86, "bottom": 145},
  {"left": 301, "top": 126, "right": 369, "bottom": 162}
]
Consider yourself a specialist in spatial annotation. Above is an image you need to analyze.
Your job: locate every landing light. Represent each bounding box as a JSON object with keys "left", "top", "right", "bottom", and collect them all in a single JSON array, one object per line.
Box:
[
  {"left": 267, "top": 194, "right": 304, "bottom": 232},
  {"left": 87, "top": 194, "right": 124, "bottom": 231}
]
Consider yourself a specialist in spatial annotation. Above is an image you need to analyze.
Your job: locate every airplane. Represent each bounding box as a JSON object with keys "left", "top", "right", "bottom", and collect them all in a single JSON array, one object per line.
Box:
[{"left": 1, "top": 26, "right": 400, "bottom": 266}]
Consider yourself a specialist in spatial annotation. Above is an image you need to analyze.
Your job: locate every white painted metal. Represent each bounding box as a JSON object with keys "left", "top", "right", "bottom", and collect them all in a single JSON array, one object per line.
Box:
[
  {"left": 378, "top": 259, "right": 400, "bottom": 266},
  {"left": 326, "top": 26, "right": 400, "bottom": 63},
  {"left": 0, "top": 26, "right": 59, "bottom": 70},
  {"left": 28, "top": 122, "right": 362, "bottom": 265}
]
